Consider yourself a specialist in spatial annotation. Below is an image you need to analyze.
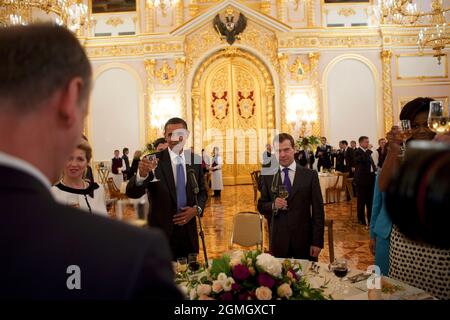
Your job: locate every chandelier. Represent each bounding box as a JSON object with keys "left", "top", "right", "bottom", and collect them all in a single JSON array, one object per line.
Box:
[
  {"left": 377, "top": 0, "right": 450, "bottom": 64},
  {"left": 146, "top": 0, "right": 178, "bottom": 17},
  {"left": 0, "top": 0, "right": 88, "bottom": 33}
]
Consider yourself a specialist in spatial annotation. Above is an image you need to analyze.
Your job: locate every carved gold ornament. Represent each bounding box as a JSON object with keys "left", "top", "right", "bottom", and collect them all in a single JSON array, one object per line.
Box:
[
  {"left": 338, "top": 8, "right": 356, "bottom": 17},
  {"left": 106, "top": 17, "right": 124, "bottom": 28},
  {"left": 155, "top": 60, "right": 176, "bottom": 85},
  {"left": 289, "top": 57, "right": 309, "bottom": 82}
]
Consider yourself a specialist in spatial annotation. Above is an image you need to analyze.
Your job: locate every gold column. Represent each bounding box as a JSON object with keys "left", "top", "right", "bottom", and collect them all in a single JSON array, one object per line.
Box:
[
  {"left": 307, "top": 0, "right": 315, "bottom": 27},
  {"left": 145, "top": 59, "right": 157, "bottom": 142},
  {"left": 266, "top": 86, "right": 275, "bottom": 133},
  {"left": 146, "top": 2, "right": 155, "bottom": 33},
  {"left": 381, "top": 50, "right": 394, "bottom": 134},
  {"left": 192, "top": 89, "right": 201, "bottom": 149},
  {"left": 175, "top": 57, "right": 186, "bottom": 119},
  {"left": 277, "top": 0, "right": 287, "bottom": 22},
  {"left": 260, "top": 0, "right": 271, "bottom": 15},
  {"left": 189, "top": 0, "right": 199, "bottom": 17},
  {"left": 308, "top": 52, "right": 321, "bottom": 136},
  {"left": 278, "top": 53, "right": 289, "bottom": 133},
  {"left": 175, "top": 0, "right": 184, "bottom": 26}
]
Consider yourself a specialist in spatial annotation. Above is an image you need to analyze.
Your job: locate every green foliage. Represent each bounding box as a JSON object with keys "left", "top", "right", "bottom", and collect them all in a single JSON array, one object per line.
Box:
[{"left": 209, "top": 254, "right": 231, "bottom": 278}]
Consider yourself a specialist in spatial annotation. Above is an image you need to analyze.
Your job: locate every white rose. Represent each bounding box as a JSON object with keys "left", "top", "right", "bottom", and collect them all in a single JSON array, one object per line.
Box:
[
  {"left": 256, "top": 253, "right": 282, "bottom": 278},
  {"left": 223, "top": 277, "right": 235, "bottom": 292},
  {"left": 230, "top": 251, "right": 245, "bottom": 267},
  {"left": 277, "top": 283, "right": 293, "bottom": 299},
  {"left": 196, "top": 284, "right": 212, "bottom": 297},
  {"left": 189, "top": 288, "right": 197, "bottom": 300},
  {"left": 212, "top": 280, "right": 223, "bottom": 293},
  {"left": 217, "top": 273, "right": 228, "bottom": 283},
  {"left": 255, "top": 286, "right": 272, "bottom": 300}
]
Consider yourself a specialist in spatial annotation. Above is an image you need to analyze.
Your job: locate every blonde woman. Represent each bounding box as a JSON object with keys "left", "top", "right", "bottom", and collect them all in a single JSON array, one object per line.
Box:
[{"left": 51, "top": 140, "right": 107, "bottom": 215}]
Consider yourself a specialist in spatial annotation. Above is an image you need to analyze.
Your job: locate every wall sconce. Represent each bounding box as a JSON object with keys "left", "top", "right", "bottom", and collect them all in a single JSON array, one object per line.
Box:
[
  {"left": 151, "top": 96, "right": 180, "bottom": 135},
  {"left": 286, "top": 93, "right": 317, "bottom": 137}
]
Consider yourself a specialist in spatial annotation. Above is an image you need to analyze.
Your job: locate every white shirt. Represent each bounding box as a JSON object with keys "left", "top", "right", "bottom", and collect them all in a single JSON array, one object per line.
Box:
[
  {"left": 279, "top": 161, "right": 296, "bottom": 186},
  {"left": 136, "top": 148, "right": 187, "bottom": 186},
  {"left": 51, "top": 183, "right": 108, "bottom": 216},
  {"left": 343, "top": 147, "right": 349, "bottom": 166},
  {"left": 0, "top": 151, "right": 51, "bottom": 189}
]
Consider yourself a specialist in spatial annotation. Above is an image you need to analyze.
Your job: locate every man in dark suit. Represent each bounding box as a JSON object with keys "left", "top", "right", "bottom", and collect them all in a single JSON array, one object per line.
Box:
[
  {"left": 258, "top": 133, "right": 324, "bottom": 260},
  {"left": 127, "top": 118, "right": 208, "bottom": 260},
  {"left": 122, "top": 147, "right": 130, "bottom": 180},
  {"left": 354, "top": 136, "right": 377, "bottom": 227},
  {"left": 295, "top": 138, "right": 315, "bottom": 169},
  {"left": 262, "top": 144, "right": 273, "bottom": 168},
  {"left": 335, "top": 140, "right": 354, "bottom": 175},
  {"left": 315, "top": 137, "right": 332, "bottom": 171},
  {"left": 0, "top": 24, "right": 181, "bottom": 300}
]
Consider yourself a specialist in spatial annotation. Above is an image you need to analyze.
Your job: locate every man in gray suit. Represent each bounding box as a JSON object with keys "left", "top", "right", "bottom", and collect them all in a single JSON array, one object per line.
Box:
[{"left": 258, "top": 133, "right": 324, "bottom": 260}]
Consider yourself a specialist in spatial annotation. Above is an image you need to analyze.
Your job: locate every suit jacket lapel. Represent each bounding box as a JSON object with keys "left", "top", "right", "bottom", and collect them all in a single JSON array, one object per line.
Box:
[
  {"left": 289, "top": 163, "right": 303, "bottom": 199},
  {"left": 159, "top": 149, "right": 177, "bottom": 205}
]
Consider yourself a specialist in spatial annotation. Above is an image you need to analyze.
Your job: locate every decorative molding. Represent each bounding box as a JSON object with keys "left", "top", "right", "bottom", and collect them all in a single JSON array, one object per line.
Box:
[
  {"left": 175, "top": 57, "right": 187, "bottom": 119},
  {"left": 289, "top": 56, "right": 309, "bottom": 82},
  {"left": 307, "top": 0, "right": 315, "bottom": 27},
  {"left": 145, "top": 59, "right": 157, "bottom": 141},
  {"left": 260, "top": 0, "right": 271, "bottom": 15},
  {"left": 155, "top": 60, "right": 177, "bottom": 85},
  {"left": 278, "top": 52, "right": 289, "bottom": 133},
  {"left": 381, "top": 50, "right": 394, "bottom": 134},
  {"left": 308, "top": 52, "right": 321, "bottom": 137},
  {"left": 337, "top": 8, "right": 356, "bottom": 17},
  {"left": 105, "top": 17, "right": 124, "bottom": 28},
  {"left": 395, "top": 53, "right": 448, "bottom": 80},
  {"left": 189, "top": 0, "right": 200, "bottom": 17}
]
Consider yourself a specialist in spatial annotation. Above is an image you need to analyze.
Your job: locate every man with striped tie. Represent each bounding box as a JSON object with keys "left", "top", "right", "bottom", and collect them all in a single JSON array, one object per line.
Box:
[
  {"left": 127, "top": 118, "right": 207, "bottom": 259},
  {"left": 258, "top": 133, "right": 325, "bottom": 260}
]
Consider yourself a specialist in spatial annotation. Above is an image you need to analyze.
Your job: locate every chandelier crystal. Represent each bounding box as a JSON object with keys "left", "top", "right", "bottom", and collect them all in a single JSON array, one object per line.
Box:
[
  {"left": 377, "top": 0, "right": 450, "bottom": 64},
  {"left": 0, "top": 0, "right": 88, "bottom": 33}
]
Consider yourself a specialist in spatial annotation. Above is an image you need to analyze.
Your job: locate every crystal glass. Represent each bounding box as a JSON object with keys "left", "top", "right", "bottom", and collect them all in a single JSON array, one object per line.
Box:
[
  {"left": 148, "top": 154, "right": 160, "bottom": 182},
  {"left": 428, "top": 101, "right": 450, "bottom": 134}
]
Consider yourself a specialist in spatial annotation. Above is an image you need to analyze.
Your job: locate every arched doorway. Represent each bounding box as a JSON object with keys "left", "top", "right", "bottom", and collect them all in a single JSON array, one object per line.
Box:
[{"left": 192, "top": 48, "right": 275, "bottom": 185}]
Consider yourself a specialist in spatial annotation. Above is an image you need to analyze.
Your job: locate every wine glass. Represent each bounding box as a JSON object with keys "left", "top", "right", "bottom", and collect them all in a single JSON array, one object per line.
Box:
[
  {"left": 428, "top": 101, "right": 450, "bottom": 134},
  {"left": 278, "top": 185, "right": 289, "bottom": 210},
  {"left": 177, "top": 257, "right": 188, "bottom": 273},
  {"left": 148, "top": 154, "right": 160, "bottom": 182},
  {"left": 66, "top": 193, "right": 80, "bottom": 209},
  {"left": 332, "top": 258, "right": 349, "bottom": 295},
  {"left": 398, "top": 120, "right": 412, "bottom": 158},
  {"left": 188, "top": 253, "right": 199, "bottom": 272}
]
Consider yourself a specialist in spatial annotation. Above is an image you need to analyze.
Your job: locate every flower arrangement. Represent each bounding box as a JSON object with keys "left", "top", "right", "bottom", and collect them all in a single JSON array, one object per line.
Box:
[
  {"left": 296, "top": 135, "right": 321, "bottom": 151},
  {"left": 176, "top": 250, "right": 330, "bottom": 300}
]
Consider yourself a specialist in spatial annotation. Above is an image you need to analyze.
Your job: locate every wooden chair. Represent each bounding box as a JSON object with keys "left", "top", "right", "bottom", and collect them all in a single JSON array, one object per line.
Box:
[
  {"left": 250, "top": 170, "right": 261, "bottom": 206},
  {"left": 325, "top": 172, "right": 346, "bottom": 203},
  {"left": 106, "top": 177, "right": 127, "bottom": 200},
  {"left": 230, "top": 212, "right": 263, "bottom": 251},
  {"left": 324, "top": 219, "right": 335, "bottom": 263}
]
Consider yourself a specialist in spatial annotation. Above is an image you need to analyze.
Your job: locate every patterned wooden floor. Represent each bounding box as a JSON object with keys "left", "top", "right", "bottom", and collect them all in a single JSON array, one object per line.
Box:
[{"left": 200, "top": 185, "right": 373, "bottom": 271}]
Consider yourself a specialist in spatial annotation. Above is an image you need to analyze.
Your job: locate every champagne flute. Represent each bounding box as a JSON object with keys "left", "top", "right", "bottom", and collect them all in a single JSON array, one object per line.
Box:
[
  {"left": 398, "top": 120, "right": 412, "bottom": 158},
  {"left": 177, "top": 257, "right": 188, "bottom": 273},
  {"left": 148, "top": 154, "right": 160, "bottom": 182},
  {"left": 428, "top": 101, "right": 450, "bottom": 134},
  {"left": 278, "top": 185, "right": 289, "bottom": 210},
  {"left": 66, "top": 193, "right": 80, "bottom": 209}
]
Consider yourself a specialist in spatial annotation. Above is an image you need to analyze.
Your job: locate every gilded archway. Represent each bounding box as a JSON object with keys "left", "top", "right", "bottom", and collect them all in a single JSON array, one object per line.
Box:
[{"left": 192, "top": 47, "right": 275, "bottom": 185}]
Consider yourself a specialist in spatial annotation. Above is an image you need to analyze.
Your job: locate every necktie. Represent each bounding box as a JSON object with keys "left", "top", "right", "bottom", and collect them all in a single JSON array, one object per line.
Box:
[
  {"left": 282, "top": 167, "right": 292, "bottom": 197},
  {"left": 176, "top": 156, "right": 187, "bottom": 213}
]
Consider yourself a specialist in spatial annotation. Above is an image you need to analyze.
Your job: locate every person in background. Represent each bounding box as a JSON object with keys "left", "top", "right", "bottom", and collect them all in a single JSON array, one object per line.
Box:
[
  {"left": 129, "top": 150, "right": 142, "bottom": 178},
  {"left": 335, "top": 140, "right": 353, "bottom": 175},
  {"left": 154, "top": 137, "right": 168, "bottom": 152},
  {"left": 350, "top": 140, "right": 357, "bottom": 150},
  {"left": 315, "top": 137, "right": 332, "bottom": 172},
  {"left": 262, "top": 143, "right": 273, "bottom": 168},
  {"left": 52, "top": 140, "right": 107, "bottom": 215},
  {"left": 122, "top": 147, "right": 130, "bottom": 181},
  {"left": 354, "top": 136, "right": 377, "bottom": 227},
  {"left": 111, "top": 149, "right": 124, "bottom": 189},
  {"left": 201, "top": 149, "right": 210, "bottom": 176},
  {"left": 295, "top": 138, "right": 315, "bottom": 169},
  {"left": 81, "top": 135, "right": 94, "bottom": 183},
  {"left": 376, "top": 138, "right": 387, "bottom": 169},
  {"left": 0, "top": 24, "right": 180, "bottom": 299},
  {"left": 210, "top": 146, "right": 224, "bottom": 198}
]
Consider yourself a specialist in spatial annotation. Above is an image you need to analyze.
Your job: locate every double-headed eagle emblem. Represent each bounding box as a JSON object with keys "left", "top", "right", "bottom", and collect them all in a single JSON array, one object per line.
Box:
[{"left": 213, "top": 10, "right": 247, "bottom": 45}]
